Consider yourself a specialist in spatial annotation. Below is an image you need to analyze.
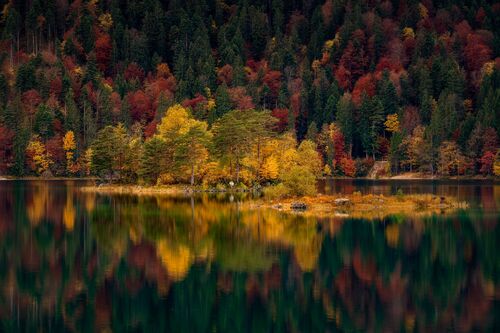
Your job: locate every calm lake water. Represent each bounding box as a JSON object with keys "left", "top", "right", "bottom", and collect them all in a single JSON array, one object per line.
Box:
[{"left": 0, "top": 180, "right": 499, "bottom": 332}]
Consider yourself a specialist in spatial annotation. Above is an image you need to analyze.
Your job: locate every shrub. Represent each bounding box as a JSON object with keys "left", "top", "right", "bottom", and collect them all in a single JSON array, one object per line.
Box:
[
  {"left": 282, "top": 166, "right": 317, "bottom": 196},
  {"left": 263, "top": 183, "right": 290, "bottom": 199}
]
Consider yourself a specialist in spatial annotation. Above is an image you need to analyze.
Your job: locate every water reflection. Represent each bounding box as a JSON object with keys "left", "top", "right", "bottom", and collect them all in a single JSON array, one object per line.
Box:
[{"left": 0, "top": 180, "right": 498, "bottom": 332}]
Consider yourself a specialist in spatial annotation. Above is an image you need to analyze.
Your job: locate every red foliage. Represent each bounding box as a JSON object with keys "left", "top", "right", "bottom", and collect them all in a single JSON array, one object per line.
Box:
[
  {"left": 217, "top": 64, "right": 233, "bottom": 85},
  {"left": 321, "top": 0, "right": 333, "bottom": 25},
  {"left": 228, "top": 87, "right": 255, "bottom": 110},
  {"left": 482, "top": 127, "right": 498, "bottom": 154},
  {"left": 144, "top": 120, "right": 159, "bottom": 139},
  {"left": 126, "top": 90, "right": 154, "bottom": 123},
  {"left": 476, "top": 7, "right": 486, "bottom": 25},
  {"left": 375, "top": 57, "right": 403, "bottom": 73},
  {"left": 480, "top": 151, "right": 495, "bottom": 175},
  {"left": 95, "top": 32, "right": 112, "bottom": 73},
  {"left": 340, "top": 157, "right": 356, "bottom": 177},
  {"left": 145, "top": 76, "right": 176, "bottom": 110},
  {"left": 339, "top": 30, "right": 368, "bottom": 84},
  {"left": 332, "top": 129, "right": 347, "bottom": 166},
  {"left": 46, "top": 135, "right": 65, "bottom": 166},
  {"left": 271, "top": 108, "right": 289, "bottom": 132},
  {"left": 182, "top": 94, "right": 207, "bottom": 109},
  {"left": 290, "top": 92, "right": 301, "bottom": 117},
  {"left": 402, "top": 106, "right": 421, "bottom": 134},
  {"left": 50, "top": 77, "right": 63, "bottom": 97},
  {"left": 376, "top": 136, "right": 390, "bottom": 158},
  {"left": 22, "top": 90, "right": 42, "bottom": 116},
  {"left": 455, "top": 20, "right": 472, "bottom": 42},
  {"left": 352, "top": 74, "right": 376, "bottom": 106},
  {"left": 0, "top": 126, "right": 14, "bottom": 172},
  {"left": 464, "top": 33, "right": 492, "bottom": 72},
  {"left": 110, "top": 92, "right": 122, "bottom": 116},
  {"left": 334, "top": 65, "right": 351, "bottom": 91},
  {"left": 124, "top": 63, "right": 145, "bottom": 82},
  {"left": 262, "top": 70, "right": 282, "bottom": 97}
]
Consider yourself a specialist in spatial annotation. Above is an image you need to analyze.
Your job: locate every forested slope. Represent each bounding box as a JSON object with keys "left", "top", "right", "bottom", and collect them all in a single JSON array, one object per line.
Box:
[{"left": 0, "top": 0, "right": 499, "bottom": 182}]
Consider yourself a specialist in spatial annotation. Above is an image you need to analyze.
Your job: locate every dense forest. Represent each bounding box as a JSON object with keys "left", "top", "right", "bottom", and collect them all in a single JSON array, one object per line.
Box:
[{"left": 0, "top": 0, "right": 499, "bottom": 185}]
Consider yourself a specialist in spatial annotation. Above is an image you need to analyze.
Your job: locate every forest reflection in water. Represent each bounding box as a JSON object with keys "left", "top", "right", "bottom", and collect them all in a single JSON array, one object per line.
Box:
[{"left": 0, "top": 180, "right": 499, "bottom": 332}]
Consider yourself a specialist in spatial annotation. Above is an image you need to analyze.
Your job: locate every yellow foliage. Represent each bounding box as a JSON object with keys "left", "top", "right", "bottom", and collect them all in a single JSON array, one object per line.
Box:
[
  {"left": 73, "top": 66, "right": 83, "bottom": 76},
  {"left": 27, "top": 138, "right": 52, "bottom": 175},
  {"left": 157, "top": 172, "right": 175, "bottom": 185},
  {"left": 27, "top": 183, "right": 49, "bottom": 225},
  {"left": 385, "top": 224, "right": 399, "bottom": 247},
  {"left": 418, "top": 3, "right": 429, "bottom": 19},
  {"left": 323, "top": 164, "right": 332, "bottom": 176},
  {"left": 206, "top": 98, "right": 216, "bottom": 111},
  {"left": 482, "top": 61, "right": 495, "bottom": 78},
  {"left": 280, "top": 148, "right": 300, "bottom": 176},
  {"left": 384, "top": 113, "right": 400, "bottom": 133},
  {"left": 402, "top": 27, "right": 415, "bottom": 39},
  {"left": 261, "top": 156, "right": 279, "bottom": 180},
  {"left": 494, "top": 151, "right": 500, "bottom": 176},
  {"left": 63, "top": 131, "right": 76, "bottom": 151},
  {"left": 83, "top": 148, "right": 93, "bottom": 176},
  {"left": 1, "top": 2, "right": 11, "bottom": 21},
  {"left": 156, "top": 63, "right": 171, "bottom": 77},
  {"left": 98, "top": 13, "right": 113, "bottom": 31},
  {"left": 156, "top": 240, "right": 193, "bottom": 281},
  {"left": 63, "top": 192, "right": 75, "bottom": 231},
  {"left": 463, "top": 99, "right": 473, "bottom": 113},
  {"left": 297, "top": 140, "right": 322, "bottom": 176},
  {"left": 157, "top": 104, "right": 207, "bottom": 143},
  {"left": 324, "top": 39, "right": 335, "bottom": 49}
]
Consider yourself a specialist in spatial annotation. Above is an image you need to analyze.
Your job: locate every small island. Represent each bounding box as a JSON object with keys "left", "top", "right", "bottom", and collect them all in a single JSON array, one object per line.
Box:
[{"left": 255, "top": 192, "right": 469, "bottom": 220}]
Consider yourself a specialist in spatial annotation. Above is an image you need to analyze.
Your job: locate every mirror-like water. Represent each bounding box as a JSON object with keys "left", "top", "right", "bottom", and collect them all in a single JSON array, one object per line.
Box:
[{"left": 0, "top": 180, "right": 498, "bottom": 332}]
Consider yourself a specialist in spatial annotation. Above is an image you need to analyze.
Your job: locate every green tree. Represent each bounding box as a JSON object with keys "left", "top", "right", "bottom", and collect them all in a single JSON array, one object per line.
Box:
[
  {"left": 140, "top": 136, "right": 167, "bottom": 184},
  {"left": 174, "top": 122, "right": 212, "bottom": 185}
]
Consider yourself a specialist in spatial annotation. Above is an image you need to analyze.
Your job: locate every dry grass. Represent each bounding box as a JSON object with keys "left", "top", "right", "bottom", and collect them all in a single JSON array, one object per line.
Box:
[{"left": 258, "top": 193, "right": 469, "bottom": 220}]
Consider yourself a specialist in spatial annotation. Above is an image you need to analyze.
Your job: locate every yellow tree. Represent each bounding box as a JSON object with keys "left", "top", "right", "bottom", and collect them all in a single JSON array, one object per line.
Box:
[
  {"left": 63, "top": 130, "right": 77, "bottom": 174},
  {"left": 174, "top": 121, "right": 212, "bottom": 185},
  {"left": 384, "top": 113, "right": 400, "bottom": 133},
  {"left": 156, "top": 104, "right": 212, "bottom": 184},
  {"left": 26, "top": 137, "right": 53, "bottom": 175}
]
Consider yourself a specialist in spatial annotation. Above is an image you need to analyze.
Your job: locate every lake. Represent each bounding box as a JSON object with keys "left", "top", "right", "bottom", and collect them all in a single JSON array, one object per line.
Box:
[{"left": 0, "top": 180, "right": 499, "bottom": 332}]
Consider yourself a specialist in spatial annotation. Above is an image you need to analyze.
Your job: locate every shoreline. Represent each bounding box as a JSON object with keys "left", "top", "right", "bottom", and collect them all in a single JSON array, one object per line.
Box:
[
  {"left": 78, "top": 184, "right": 470, "bottom": 220},
  {"left": 252, "top": 193, "right": 469, "bottom": 220}
]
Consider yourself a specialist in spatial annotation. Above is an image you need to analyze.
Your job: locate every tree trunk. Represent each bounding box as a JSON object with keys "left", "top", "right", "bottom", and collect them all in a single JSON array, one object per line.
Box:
[
  {"left": 190, "top": 163, "right": 195, "bottom": 186},
  {"left": 236, "top": 158, "right": 240, "bottom": 184}
]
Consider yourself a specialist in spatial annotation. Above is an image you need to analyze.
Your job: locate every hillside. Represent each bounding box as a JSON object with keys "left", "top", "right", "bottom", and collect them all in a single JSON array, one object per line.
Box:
[{"left": 0, "top": 0, "right": 499, "bottom": 184}]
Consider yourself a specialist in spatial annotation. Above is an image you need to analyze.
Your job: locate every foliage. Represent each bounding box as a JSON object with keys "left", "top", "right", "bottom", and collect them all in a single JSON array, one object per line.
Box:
[
  {"left": 0, "top": 0, "right": 498, "bottom": 178},
  {"left": 26, "top": 137, "right": 52, "bottom": 175}
]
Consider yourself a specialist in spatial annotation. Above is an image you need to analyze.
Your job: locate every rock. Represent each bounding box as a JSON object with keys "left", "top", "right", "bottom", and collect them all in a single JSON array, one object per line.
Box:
[
  {"left": 272, "top": 203, "right": 283, "bottom": 210},
  {"left": 41, "top": 170, "right": 54, "bottom": 178},
  {"left": 291, "top": 202, "right": 307, "bottom": 210},
  {"left": 334, "top": 198, "right": 351, "bottom": 206}
]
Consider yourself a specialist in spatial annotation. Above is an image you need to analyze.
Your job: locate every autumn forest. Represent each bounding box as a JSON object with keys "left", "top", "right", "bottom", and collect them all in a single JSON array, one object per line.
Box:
[{"left": 1, "top": 0, "right": 500, "bottom": 187}]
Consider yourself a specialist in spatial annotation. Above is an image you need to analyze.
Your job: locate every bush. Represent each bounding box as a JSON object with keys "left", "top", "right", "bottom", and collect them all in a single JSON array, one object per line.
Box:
[
  {"left": 282, "top": 166, "right": 317, "bottom": 196},
  {"left": 263, "top": 183, "right": 290, "bottom": 199},
  {"left": 355, "top": 158, "right": 375, "bottom": 177}
]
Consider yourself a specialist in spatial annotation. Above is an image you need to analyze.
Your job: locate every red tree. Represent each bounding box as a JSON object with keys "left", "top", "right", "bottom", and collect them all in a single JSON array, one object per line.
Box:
[
  {"left": 464, "top": 33, "right": 492, "bottom": 72},
  {"left": 271, "top": 108, "right": 289, "bottom": 132},
  {"left": 228, "top": 87, "right": 255, "bottom": 110},
  {"left": 480, "top": 151, "right": 495, "bottom": 175},
  {"left": 95, "top": 32, "right": 112, "bottom": 73},
  {"left": 352, "top": 74, "right": 376, "bottom": 106},
  {"left": 0, "top": 126, "right": 14, "bottom": 172},
  {"left": 126, "top": 90, "right": 154, "bottom": 123}
]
